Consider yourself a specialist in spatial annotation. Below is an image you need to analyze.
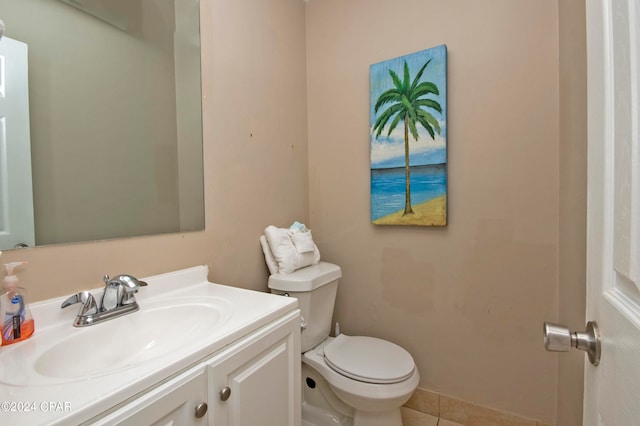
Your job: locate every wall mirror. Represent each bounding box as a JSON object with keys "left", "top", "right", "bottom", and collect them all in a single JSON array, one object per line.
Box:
[{"left": 0, "top": 0, "right": 204, "bottom": 250}]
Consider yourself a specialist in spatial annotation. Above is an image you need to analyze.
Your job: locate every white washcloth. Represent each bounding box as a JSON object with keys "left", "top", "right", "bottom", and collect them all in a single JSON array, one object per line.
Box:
[{"left": 291, "top": 230, "right": 315, "bottom": 253}]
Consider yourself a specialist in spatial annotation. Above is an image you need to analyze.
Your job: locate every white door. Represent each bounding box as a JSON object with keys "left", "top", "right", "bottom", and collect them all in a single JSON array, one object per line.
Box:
[
  {"left": 584, "top": 0, "right": 640, "bottom": 423},
  {"left": 0, "top": 35, "right": 35, "bottom": 248}
]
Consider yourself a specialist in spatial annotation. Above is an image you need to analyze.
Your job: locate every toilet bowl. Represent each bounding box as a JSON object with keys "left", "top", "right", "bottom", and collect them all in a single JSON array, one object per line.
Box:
[
  {"left": 268, "top": 262, "right": 419, "bottom": 426},
  {"left": 304, "top": 335, "right": 419, "bottom": 426}
]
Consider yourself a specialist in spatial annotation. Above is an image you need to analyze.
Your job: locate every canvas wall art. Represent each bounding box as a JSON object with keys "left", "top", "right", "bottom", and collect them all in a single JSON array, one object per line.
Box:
[{"left": 370, "top": 45, "right": 447, "bottom": 226}]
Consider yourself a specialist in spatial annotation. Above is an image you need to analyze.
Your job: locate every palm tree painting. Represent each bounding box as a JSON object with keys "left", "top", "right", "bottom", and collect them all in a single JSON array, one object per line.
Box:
[{"left": 370, "top": 45, "right": 447, "bottom": 226}]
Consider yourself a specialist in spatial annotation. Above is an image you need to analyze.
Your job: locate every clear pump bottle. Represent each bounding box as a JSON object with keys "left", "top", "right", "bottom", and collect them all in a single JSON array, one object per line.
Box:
[{"left": 1, "top": 260, "right": 34, "bottom": 345}]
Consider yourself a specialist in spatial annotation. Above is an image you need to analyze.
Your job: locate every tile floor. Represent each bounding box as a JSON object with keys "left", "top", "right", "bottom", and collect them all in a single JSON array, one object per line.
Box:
[
  {"left": 402, "top": 388, "right": 550, "bottom": 426},
  {"left": 401, "top": 407, "right": 464, "bottom": 426}
]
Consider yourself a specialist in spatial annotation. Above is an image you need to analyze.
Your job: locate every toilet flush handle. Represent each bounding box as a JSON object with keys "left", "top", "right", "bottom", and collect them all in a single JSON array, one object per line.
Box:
[
  {"left": 300, "top": 315, "right": 307, "bottom": 331},
  {"left": 278, "top": 292, "right": 306, "bottom": 330}
]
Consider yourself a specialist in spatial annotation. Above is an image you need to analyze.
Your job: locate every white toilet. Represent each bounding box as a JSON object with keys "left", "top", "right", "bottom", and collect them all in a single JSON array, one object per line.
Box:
[{"left": 268, "top": 262, "right": 419, "bottom": 426}]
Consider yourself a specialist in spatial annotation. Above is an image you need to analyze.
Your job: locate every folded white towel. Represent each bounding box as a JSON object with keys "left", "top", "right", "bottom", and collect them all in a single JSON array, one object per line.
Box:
[
  {"left": 264, "top": 225, "right": 321, "bottom": 274},
  {"left": 259, "top": 235, "right": 279, "bottom": 275},
  {"left": 291, "top": 230, "right": 315, "bottom": 253}
]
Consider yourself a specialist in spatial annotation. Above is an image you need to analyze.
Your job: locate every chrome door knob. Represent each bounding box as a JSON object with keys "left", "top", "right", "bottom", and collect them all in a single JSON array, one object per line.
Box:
[
  {"left": 543, "top": 322, "right": 573, "bottom": 351},
  {"left": 543, "top": 321, "right": 601, "bottom": 366}
]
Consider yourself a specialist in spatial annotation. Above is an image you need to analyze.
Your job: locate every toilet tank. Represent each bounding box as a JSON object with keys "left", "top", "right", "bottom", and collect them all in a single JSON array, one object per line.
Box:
[{"left": 268, "top": 262, "right": 342, "bottom": 352}]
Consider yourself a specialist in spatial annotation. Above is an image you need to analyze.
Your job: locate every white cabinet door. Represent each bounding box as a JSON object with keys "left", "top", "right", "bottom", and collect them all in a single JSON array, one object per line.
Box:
[
  {"left": 90, "top": 365, "right": 208, "bottom": 426},
  {"left": 208, "top": 311, "right": 301, "bottom": 426}
]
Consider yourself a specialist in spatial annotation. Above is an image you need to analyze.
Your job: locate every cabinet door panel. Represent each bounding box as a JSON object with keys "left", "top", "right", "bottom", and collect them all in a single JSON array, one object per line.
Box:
[
  {"left": 229, "top": 341, "right": 291, "bottom": 425},
  {"left": 209, "top": 312, "right": 301, "bottom": 426},
  {"left": 91, "top": 365, "right": 208, "bottom": 426}
]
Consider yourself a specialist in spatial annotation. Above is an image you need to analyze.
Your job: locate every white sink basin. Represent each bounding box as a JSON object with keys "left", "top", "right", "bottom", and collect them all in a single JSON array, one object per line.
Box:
[
  {"left": 0, "top": 296, "right": 232, "bottom": 386},
  {"left": 35, "top": 297, "right": 231, "bottom": 380}
]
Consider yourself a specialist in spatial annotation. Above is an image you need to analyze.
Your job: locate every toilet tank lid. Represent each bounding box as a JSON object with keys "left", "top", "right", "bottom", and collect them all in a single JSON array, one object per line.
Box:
[{"left": 268, "top": 262, "right": 342, "bottom": 292}]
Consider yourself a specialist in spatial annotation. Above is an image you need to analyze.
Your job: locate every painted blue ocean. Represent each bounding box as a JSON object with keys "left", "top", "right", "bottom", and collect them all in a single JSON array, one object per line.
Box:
[{"left": 370, "top": 163, "right": 447, "bottom": 221}]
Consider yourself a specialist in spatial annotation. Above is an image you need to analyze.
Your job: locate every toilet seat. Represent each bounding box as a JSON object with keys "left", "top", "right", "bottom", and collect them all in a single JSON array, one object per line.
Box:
[{"left": 323, "top": 334, "right": 415, "bottom": 384}]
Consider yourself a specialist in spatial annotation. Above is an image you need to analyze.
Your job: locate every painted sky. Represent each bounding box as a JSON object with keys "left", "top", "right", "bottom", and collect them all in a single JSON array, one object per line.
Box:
[{"left": 370, "top": 45, "right": 447, "bottom": 169}]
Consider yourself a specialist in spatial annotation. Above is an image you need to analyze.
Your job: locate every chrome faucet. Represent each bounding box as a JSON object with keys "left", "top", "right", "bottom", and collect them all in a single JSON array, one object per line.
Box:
[{"left": 62, "top": 274, "right": 148, "bottom": 327}]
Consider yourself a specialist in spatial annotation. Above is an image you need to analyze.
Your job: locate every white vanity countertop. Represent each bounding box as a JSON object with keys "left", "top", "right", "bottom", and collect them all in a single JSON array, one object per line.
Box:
[{"left": 0, "top": 265, "right": 298, "bottom": 425}]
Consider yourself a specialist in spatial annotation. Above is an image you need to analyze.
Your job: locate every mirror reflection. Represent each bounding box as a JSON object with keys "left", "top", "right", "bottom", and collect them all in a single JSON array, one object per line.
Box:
[{"left": 0, "top": 0, "right": 204, "bottom": 250}]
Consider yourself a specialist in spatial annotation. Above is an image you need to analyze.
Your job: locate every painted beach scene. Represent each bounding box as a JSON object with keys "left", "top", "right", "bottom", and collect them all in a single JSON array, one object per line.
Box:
[{"left": 370, "top": 45, "right": 447, "bottom": 226}]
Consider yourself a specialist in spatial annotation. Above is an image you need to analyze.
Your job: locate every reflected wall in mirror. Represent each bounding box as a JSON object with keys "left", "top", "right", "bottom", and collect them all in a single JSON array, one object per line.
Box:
[{"left": 0, "top": 0, "right": 204, "bottom": 250}]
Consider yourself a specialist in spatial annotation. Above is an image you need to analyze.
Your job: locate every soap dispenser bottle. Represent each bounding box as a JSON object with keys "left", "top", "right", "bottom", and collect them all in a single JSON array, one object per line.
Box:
[{"left": 1, "top": 261, "right": 34, "bottom": 345}]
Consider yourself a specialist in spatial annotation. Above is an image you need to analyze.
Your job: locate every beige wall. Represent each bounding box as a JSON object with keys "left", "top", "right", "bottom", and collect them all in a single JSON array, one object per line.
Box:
[
  {"left": 306, "top": 0, "right": 560, "bottom": 423},
  {"left": 557, "top": 0, "right": 587, "bottom": 424},
  {"left": 1, "top": 0, "right": 309, "bottom": 299}
]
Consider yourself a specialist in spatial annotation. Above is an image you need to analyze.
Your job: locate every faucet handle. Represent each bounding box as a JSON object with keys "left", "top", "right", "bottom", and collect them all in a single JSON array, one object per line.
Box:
[
  {"left": 102, "top": 274, "right": 147, "bottom": 307},
  {"left": 61, "top": 291, "right": 98, "bottom": 316},
  {"left": 110, "top": 274, "right": 147, "bottom": 290},
  {"left": 115, "top": 275, "right": 147, "bottom": 305}
]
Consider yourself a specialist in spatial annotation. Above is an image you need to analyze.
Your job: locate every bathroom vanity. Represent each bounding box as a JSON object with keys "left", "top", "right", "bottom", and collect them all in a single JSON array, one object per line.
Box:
[{"left": 0, "top": 266, "right": 301, "bottom": 425}]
